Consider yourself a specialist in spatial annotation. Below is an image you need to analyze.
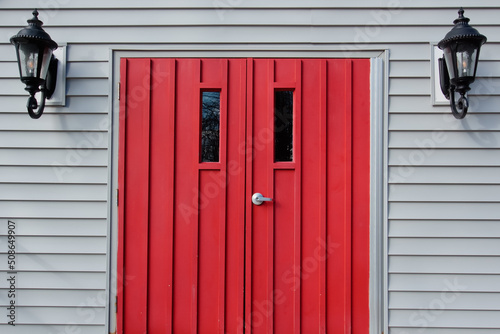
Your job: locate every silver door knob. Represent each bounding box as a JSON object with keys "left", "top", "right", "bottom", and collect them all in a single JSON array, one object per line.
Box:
[{"left": 252, "top": 193, "right": 272, "bottom": 205}]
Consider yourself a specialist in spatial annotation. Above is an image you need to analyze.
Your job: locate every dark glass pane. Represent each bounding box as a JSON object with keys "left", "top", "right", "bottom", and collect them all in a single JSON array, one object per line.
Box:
[
  {"left": 201, "top": 91, "right": 220, "bottom": 162},
  {"left": 274, "top": 90, "right": 294, "bottom": 162}
]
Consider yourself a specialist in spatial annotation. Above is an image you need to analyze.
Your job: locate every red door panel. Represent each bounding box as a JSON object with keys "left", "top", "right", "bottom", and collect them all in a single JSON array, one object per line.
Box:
[
  {"left": 118, "top": 58, "right": 370, "bottom": 333},
  {"left": 119, "top": 58, "right": 246, "bottom": 334}
]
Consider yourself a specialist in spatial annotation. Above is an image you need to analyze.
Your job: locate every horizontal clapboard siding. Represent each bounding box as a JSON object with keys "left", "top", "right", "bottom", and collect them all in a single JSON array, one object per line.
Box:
[
  {"left": 0, "top": 201, "right": 107, "bottom": 218},
  {"left": 389, "top": 202, "right": 500, "bottom": 220},
  {"left": 0, "top": 289, "right": 106, "bottom": 306},
  {"left": 0, "top": 184, "right": 107, "bottom": 200},
  {"left": 1, "top": 8, "right": 500, "bottom": 27},
  {"left": 389, "top": 166, "right": 500, "bottom": 184},
  {"left": 389, "top": 256, "right": 500, "bottom": 275},
  {"left": 390, "top": 95, "right": 500, "bottom": 112},
  {"left": 389, "top": 131, "right": 500, "bottom": 149},
  {"left": 388, "top": 184, "right": 500, "bottom": 202},
  {"left": 0, "top": 166, "right": 107, "bottom": 184},
  {"left": 0, "top": 326, "right": 103, "bottom": 334},
  {"left": 0, "top": 306, "right": 105, "bottom": 325},
  {"left": 0, "top": 219, "right": 107, "bottom": 236},
  {"left": 389, "top": 291, "right": 500, "bottom": 309},
  {"left": 0, "top": 132, "right": 108, "bottom": 149},
  {"left": 0, "top": 96, "right": 108, "bottom": 114},
  {"left": 0, "top": 61, "right": 109, "bottom": 79},
  {"left": 0, "top": 254, "right": 106, "bottom": 271},
  {"left": 389, "top": 238, "right": 500, "bottom": 255},
  {"left": 389, "top": 273, "right": 500, "bottom": 292},
  {"left": 389, "top": 220, "right": 500, "bottom": 238},
  {"left": 0, "top": 149, "right": 107, "bottom": 166},
  {"left": 0, "top": 236, "right": 107, "bottom": 253},
  {"left": 389, "top": 310, "right": 500, "bottom": 328},
  {"left": 0, "top": 272, "right": 106, "bottom": 289},
  {"left": 0, "top": 2, "right": 498, "bottom": 333}
]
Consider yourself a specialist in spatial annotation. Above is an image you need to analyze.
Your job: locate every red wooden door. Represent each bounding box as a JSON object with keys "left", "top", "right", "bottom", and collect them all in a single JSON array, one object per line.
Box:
[{"left": 118, "top": 58, "right": 370, "bottom": 334}]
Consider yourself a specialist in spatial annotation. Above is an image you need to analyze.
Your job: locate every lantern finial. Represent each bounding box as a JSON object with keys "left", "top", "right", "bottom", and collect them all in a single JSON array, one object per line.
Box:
[
  {"left": 28, "top": 9, "right": 43, "bottom": 27},
  {"left": 453, "top": 7, "right": 469, "bottom": 25}
]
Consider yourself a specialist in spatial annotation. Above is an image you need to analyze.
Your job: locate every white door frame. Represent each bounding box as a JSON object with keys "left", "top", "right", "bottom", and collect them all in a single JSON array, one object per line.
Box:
[{"left": 106, "top": 45, "right": 389, "bottom": 334}]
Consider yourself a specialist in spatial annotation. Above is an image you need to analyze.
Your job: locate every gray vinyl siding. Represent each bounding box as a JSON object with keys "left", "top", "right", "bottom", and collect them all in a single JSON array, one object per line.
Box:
[{"left": 0, "top": 1, "right": 499, "bottom": 333}]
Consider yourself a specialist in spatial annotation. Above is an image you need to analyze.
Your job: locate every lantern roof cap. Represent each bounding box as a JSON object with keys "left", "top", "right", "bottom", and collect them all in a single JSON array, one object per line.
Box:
[
  {"left": 10, "top": 9, "right": 58, "bottom": 50},
  {"left": 438, "top": 8, "right": 487, "bottom": 49}
]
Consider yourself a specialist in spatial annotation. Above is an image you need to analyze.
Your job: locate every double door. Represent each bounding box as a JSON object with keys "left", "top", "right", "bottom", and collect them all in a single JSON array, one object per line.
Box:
[{"left": 118, "top": 58, "right": 370, "bottom": 333}]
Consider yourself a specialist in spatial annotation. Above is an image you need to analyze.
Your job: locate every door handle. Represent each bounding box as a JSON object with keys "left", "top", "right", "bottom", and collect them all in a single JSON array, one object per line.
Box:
[{"left": 252, "top": 193, "right": 272, "bottom": 205}]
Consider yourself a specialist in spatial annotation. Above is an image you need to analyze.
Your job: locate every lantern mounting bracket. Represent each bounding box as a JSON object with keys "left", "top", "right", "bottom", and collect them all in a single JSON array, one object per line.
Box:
[
  {"left": 26, "top": 55, "right": 58, "bottom": 119},
  {"left": 438, "top": 56, "right": 469, "bottom": 119},
  {"left": 45, "top": 55, "right": 58, "bottom": 100}
]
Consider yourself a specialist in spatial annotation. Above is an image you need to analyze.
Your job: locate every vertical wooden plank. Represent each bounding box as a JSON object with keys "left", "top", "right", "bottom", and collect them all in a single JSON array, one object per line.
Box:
[
  {"left": 197, "top": 58, "right": 227, "bottom": 334},
  {"left": 219, "top": 59, "right": 228, "bottom": 334},
  {"left": 117, "top": 57, "right": 127, "bottom": 334},
  {"left": 266, "top": 59, "right": 275, "bottom": 334},
  {"left": 326, "top": 59, "right": 337, "bottom": 333},
  {"left": 167, "top": 59, "right": 177, "bottom": 333},
  {"left": 326, "top": 59, "right": 353, "bottom": 333},
  {"left": 123, "top": 58, "right": 151, "bottom": 334},
  {"left": 244, "top": 58, "right": 254, "bottom": 334},
  {"left": 192, "top": 59, "right": 201, "bottom": 334},
  {"left": 198, "top": 169, "right": 222, "bottom": 333},
  {"left": 225, "top": 58, "right": 246, "bottom": 334},
  {"left": 273, "top": 169, "right": 295, "bottom": 334},
  {"left": 299, "top": 59, "right": 323, "bottom": 334},
  {"left": 318, "top": 59, "right": 327, "bottom": 334},
  {"left": 148, "top": 58, "right": 175, "bottom": 334},
  {"left": 293, "top": 59, "right": 302, "bottom": 334},
  {"left": 272, "top": 58, "right": 302, "bottom": 333},
  {"left": 344, "top": 59, "right": 354, "bottom": 333},
  {"left": 351, "top": 59, "right": 371, "bottom": 334},
  {"left": 250, "top": 58, "right": 273, "bottom": 334},
  {"left": 173, "top": 58, "right": 199, "bottom": 334}
]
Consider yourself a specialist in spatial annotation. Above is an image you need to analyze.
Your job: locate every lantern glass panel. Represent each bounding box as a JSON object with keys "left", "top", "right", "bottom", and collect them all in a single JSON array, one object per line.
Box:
[
  {"left": 39, "top": 47, "right": 53, "bottom": 80},
  {"left": 18, "top": 43, "right": 39, "bottom": 78},
  {"left": 17, "top": 43, "right": 53, "bottom": 81},
  {"left": 442, "top": 46, "right": 455, "bottom": 80},
  {"left": 456, "top": 43, "right": 477, "bottom": 78}
]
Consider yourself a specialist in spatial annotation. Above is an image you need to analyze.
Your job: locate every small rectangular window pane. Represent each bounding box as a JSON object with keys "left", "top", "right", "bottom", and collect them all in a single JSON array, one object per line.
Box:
[
  {"left": 274, "top": 90, "right": 293, "bottom": 162},
  {"left": 201, "top": 91, "right": 220, "bottom": 162}
]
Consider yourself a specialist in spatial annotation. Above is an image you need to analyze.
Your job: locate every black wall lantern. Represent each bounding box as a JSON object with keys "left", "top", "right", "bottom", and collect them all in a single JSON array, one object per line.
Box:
[
  {"left": 10, "top": 9, "right": 58, "bottom": 119},
  {"left": 438, "top": 8, "right": 487, "bottom": 119}
]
